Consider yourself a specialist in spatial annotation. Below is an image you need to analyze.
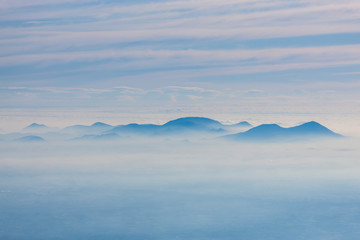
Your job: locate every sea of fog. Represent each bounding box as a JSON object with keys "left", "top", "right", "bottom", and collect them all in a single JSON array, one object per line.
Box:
[{"left": 1, "top": 137, "right": 360, "bottom": 240}]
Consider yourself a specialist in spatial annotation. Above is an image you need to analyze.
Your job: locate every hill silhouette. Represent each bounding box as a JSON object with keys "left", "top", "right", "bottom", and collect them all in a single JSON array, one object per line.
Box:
[
  {"left": 13, "top": 118, "right": 344, "bottom": 142},
  {"left": 62, "top": 122, "right": 113, "bottom": 134},
  {"left": 232, "top": 121, "right": 252, "bottom": 127},
  {"left": 224, "top": 121, "right": 342, "bottom": 141},
  {"left": 24, "top": 123, "right": 48, "bottom": 130},
  {"left": 15, "top": 135, "right": 45, "bottom": 142},
  {"left": 110, "top": 117, "right": 225, "bottom": 136}
]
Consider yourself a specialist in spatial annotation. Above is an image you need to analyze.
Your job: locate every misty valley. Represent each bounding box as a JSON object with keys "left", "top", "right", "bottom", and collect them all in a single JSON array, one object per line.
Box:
[{"left": 1, "top": 117, "right": 359, "bottom": 240}]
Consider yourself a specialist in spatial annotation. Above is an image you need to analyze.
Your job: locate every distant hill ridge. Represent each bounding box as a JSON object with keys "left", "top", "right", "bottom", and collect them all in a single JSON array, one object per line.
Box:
[
  {"left": 16, "top": 118, "right": 342, "bottom": 142},
  {"left": 164, "top": 117, "right": 222, "bottom": 128},
  {"left": 59, "top": 117, "right": 250, "bottom": 138},
  {"left": 110, "top": 117, "right": 230, "bottom": 136},
  {"left": 91, "top": 122, "right": 111, "bottom": 127},
  {"left": 232, "top": 121, "right": 252, "bottom": 127},
  {"left": 15, "top": 135, "right": 45, "bottom": 142},
  {"left": 24, "top": 123, "right": 48, "bottom": 130},
  {"left": 224, "top": 121, "right": 342, "bottom": 141},
  {"left": 62, "top": 122, "right": 114, "bottom": 134}
]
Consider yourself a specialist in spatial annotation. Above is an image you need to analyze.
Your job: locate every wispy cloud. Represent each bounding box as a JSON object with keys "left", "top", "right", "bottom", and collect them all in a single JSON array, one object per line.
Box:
[
  {"left": 334, "top": 72, "right": 360, "bottom": 75},
  {"left": 165, "top": 86, "right": 219, "bottom": 94},
  {"left": 0, "top": 0, "right": 95, "bottom": 9},
  {"left": 1, "top": 0, "right": 359, "bottom": 116},
  {"left": 1, "top": 45, "right": 360, "bottom": 73}
]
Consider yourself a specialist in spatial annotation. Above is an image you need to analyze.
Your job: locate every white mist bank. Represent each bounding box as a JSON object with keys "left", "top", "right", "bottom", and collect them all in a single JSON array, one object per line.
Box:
[{"left": 1, "top": 137, "right": 360, "bottom": 239}]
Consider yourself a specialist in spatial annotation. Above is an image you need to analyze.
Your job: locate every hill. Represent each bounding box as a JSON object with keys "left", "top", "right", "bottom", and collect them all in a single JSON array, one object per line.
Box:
[
  {"left": 15, "top": 135, "right": 45, "bottom": 142},
  {"left": 224, "top": 121, "right": 342, "bottom": 141},
  {"left": 110, "top": 117, "right": 225, "bottom": 136}
]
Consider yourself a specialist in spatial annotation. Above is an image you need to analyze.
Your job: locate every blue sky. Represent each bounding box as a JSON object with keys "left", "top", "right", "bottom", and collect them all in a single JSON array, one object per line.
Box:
[{"left": 1, "top": 0, "right": 360, "bottom": 128}]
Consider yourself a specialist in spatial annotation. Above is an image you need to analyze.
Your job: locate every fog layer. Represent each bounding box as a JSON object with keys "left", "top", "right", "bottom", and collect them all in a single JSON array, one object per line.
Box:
[{"left": 1, "top": 138, "right": 360, "bottom": 240}]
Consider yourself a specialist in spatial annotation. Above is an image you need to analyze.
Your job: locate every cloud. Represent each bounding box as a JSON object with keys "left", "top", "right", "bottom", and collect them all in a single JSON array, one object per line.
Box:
[
  {"left": 0, "top": 86, "right": 113, "bottom": 94},
  {"left": 84, "top": 59, "right": 360, "bottom": 85},
  {"left": 164, "top": 86, "right": 220, "bottom": 95},
  {"left": 1, "top": 0, "right": 359, "bottom": 85},
  {"left": 1, "top": 45, "right": 360, "bottom": 78},
  {"left": 2, "top": 24, "right": 360, "bottom": 57},
  {"left": 0, "top": 0, "right": 95, "bottom": 9},
  {"left": 113, "top": 86, "right": 147, "bottom": 95},
  {"left": 1, "top": 0, "right": 360, "bottom": 54},
  {"left": 1, "top": 0, "right": 359, "bottom": 116},
  {"left": 334, "top": 72, "right": 360, "bottom": 75},
  {"left": 243, "top": 89, "right": 264, "bottom": 96}
]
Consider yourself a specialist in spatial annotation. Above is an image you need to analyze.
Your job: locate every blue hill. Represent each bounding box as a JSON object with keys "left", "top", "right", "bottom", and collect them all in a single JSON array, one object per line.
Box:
[
  {"left": 164, "top": 117, "right": 222, "bottom": 129},
  {"left": 232, "top": 121, "right": 252, "bottom": 127},
  {"left": 15, "top": 135, "right": 45, "bottom": 142},
  {"left": 91, "top": 122, "right": 112, "bottom": 127},
  {"left": 162, "top": 117, "right": 224, "bottom": 134},
  {"left": 110, "top": 117, "right": 225, "bottom": 136},
  {"left": 62, "top": 122, "right": 113, "bottom": 134},
  {"left": 24, "top": 123, "right": 48, "bottom": 130},
  {"left": 224, "top": 121, "right": 342, "bottom": 141}
]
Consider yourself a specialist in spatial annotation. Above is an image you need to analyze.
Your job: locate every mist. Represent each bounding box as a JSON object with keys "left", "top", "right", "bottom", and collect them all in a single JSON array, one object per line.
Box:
[{"left": 1, "top": 135, "right": 360, "bottom": 240}]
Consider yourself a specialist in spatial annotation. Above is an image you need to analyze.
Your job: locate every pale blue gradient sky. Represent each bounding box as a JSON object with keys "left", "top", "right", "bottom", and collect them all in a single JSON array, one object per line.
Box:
[{"left": 0, "top": 0, "right": 360, "bottom": 130}]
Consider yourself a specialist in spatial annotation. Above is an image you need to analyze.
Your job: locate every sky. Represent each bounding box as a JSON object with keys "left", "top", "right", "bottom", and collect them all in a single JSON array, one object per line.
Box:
[{"left": 1, "top": 0, "right": 360, "bottom": 130}]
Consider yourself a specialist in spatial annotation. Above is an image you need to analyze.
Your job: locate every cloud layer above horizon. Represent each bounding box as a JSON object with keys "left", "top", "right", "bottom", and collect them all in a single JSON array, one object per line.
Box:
[{"left": 1, "top": 0, "right": 360, "bottom": 119}]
